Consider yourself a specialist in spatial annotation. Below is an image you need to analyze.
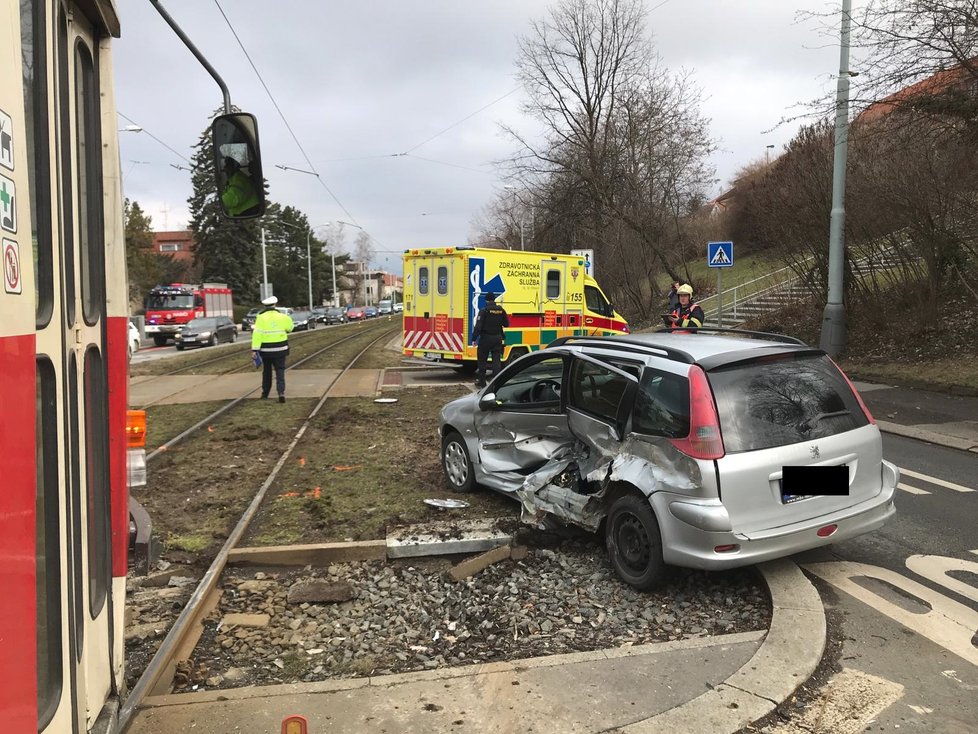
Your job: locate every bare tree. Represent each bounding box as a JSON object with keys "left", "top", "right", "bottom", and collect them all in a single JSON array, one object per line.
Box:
[{"left": 502, "top": 0, "right": 715, "bottom": 321}]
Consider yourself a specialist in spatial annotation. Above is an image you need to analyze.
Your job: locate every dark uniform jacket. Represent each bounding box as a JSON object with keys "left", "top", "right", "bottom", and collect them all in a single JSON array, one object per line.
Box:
[
  {"left": 668, "top": 301, "right": 704, "bottom": 330},
  {"left": 472, "top": 302, "right": 509, "bottom": 341}
]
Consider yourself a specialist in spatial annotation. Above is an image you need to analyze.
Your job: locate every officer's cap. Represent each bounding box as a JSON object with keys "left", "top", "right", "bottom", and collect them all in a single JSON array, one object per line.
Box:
[
  {"left": 484, "top": 292, "right": 496, "bottom": 301},
  {"left": 261, "top": 295, "right": 278, "bottom": 306}
]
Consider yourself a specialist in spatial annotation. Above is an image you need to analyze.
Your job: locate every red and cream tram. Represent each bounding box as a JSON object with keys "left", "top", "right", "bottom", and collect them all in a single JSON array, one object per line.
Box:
[
  {"left": 0, "top": 1, "right": 140, "bottom": 731},
  {"left": 2, "top": 1, "right": 264, "bottom": 730}
]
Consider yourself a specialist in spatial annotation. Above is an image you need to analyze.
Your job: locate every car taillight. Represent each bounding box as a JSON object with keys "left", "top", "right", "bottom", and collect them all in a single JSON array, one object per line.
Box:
[
  {"left": 668, "top": 365, "right": 724, "bottom": 460},
  {"left": 828, "top": 357, "right": 876, "bottom": 424}
]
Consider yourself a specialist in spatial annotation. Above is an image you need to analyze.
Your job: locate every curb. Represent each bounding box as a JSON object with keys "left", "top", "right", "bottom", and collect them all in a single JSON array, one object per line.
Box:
[
  {"left": 617, "top": 558, "right": 826, "bottom": 733},
  {"left": 877, "top": 420, "right": 978, "bottom": 454}
]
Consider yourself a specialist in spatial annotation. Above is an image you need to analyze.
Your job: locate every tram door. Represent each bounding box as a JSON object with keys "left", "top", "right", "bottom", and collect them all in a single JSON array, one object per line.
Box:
[{"left": 30, "top": 2, "right": 115, "bottom": 731}]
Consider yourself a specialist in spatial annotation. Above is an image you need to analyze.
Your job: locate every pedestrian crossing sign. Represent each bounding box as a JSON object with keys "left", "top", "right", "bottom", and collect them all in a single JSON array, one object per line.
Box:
[{"left": 707, "top": 241, "right": 733, "bottom": 268}]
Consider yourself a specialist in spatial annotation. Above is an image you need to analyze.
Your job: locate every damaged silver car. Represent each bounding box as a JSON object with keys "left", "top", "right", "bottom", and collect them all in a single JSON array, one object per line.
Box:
[{"left": 439, "top": 330, "right": 899, "bottom": 590}]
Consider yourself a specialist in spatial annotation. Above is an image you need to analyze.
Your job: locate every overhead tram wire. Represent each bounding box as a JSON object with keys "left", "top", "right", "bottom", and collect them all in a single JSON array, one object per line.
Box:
[
  {"left": 117, "top": 111, "right": 192, "bottom": 164},
  {"left": 212, "top": 0, "right": 360, "bottom": 226}
]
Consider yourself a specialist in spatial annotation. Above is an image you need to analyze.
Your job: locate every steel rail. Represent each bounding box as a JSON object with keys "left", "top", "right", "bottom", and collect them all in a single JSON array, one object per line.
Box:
[{"left": 118, "top": 326, "right": 398, "bottom": 731}]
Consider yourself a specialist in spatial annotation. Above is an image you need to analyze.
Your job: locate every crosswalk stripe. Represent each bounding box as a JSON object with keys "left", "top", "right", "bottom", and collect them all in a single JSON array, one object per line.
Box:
[
  {"left": 900, "top": 468, "right": 976, "bottom": 493},
  {"left": 898, "top": 483, "right": 930, "bottom": 495}
]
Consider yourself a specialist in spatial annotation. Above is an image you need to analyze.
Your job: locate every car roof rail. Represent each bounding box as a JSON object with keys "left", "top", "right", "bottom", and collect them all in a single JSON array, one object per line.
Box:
[
  {"left": 546, "top": 335, "right": 695, "bottom": 364},
  {"left": 653, "top": 326, "right": 808, "bottom": 346}
]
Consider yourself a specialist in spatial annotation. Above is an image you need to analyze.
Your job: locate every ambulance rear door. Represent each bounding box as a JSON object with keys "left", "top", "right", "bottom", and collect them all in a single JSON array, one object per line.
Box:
[{"left": 406, "top": 255, "right": 463, "bottom": 359}]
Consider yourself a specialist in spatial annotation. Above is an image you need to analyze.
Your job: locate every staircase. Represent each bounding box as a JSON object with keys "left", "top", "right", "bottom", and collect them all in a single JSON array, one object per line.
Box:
[{"left": 695, "top": 245, "right": 920, "bottom": 328}]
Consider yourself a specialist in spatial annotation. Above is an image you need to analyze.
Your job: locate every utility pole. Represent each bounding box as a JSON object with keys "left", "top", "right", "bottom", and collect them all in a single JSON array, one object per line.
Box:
[
  {"left": 820, "top": 0, "right": 852, "bottom": 357},
  {"left": 260, "top": 227, "right": 271, "bottom": 300}
]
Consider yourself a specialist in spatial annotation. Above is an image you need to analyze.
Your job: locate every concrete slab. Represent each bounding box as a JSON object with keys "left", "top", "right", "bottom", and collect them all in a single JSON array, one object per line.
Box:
[
  {"left": 129, "top": 370, "right": 344, "bottom": 407},
  {"left": 129, "top": 633, "right": 764, "bottom": 734},
  {"left": 327, "top": 369, "right": 382, "bottom": 398},
  {"left": 387, "top": 519, "right": 513, "bottom": 559}
]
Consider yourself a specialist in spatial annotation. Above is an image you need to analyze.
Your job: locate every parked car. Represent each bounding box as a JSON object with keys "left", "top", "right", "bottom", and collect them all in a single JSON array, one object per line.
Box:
[
  {"left": 311, "top": 307, "right": 330, "bottom": 324},
  {"left": 175, "top": 316, "right": 238, "bottom": 350},
  {"left": 393, "top": 303, "right": 403, "bottom": 313},
  {"left": 364, "top": 306, "right": 379, "bottom": 318},
  {"left": 242, "top": 308, "right": 260, "bottom": 332},
  {"left": 128, "top": 320, "right": 141, "bottom": 359},
  {"left": 378, "top": 299, "right": 393, "bottom": 314},
  {"left": 438, "top": 329, "right": 898, "bottom": 590},
  {"left": 291, "top": 310, "right": 316, "bottom": 331},
  {"left": 323, "top": 307, "right": 348, "bottom": 324},
  {"left": 347, "top": 307, "right": 366, "bottom": 321}
]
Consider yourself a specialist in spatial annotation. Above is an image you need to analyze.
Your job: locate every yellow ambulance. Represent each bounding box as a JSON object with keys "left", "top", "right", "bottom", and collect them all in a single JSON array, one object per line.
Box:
[{"left": 402, "top": 246, "right": 630, "bottom": 366}]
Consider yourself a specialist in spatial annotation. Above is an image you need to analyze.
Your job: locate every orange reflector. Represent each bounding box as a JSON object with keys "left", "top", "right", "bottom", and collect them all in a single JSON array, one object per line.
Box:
[
  {"left": 281, "top": 715, "right": 308, "bottom": 734},
  {"left": 445, "top": 248, "right": 454, "bottom": 254},
  {"left": 817, "top": 524, "right": 838, "bottom": 538},
  {"left": 126, "top": 410, "right": 146, "bottom": 448},
  {"left": 713, "top": 544, "right": 739, "bottom": 553}
]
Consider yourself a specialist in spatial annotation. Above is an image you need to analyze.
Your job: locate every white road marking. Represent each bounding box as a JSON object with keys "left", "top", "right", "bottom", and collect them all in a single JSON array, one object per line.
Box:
[
  {"left": 760, "top": 668, "right": 904, "bottom": 734},
  {"left": 898, "top": 482, "right": 930, "bottom": 495},
  {"left": 900, "top": 468, "right": 976, "bottom": 493},
  {"left": 907, "top": 704, "right": 934, "bottom": 715},
  {"left": 803, "top": 561, "right": 978, "bottom": 667},
  {"left": 970, "top": 549, "right": 978, "bottom": 557},
  {"left": 906, "top": 555, "right": 978, "bottom": 604}
]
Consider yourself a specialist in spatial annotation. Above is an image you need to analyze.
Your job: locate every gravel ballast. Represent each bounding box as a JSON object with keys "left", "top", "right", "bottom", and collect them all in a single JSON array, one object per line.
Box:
[{"left": 179, "top": 539, "right": 771, "bottom": 691}]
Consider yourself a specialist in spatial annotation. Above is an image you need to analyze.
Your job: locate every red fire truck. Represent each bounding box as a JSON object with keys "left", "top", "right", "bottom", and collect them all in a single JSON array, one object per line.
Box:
[{"left": 143, "top": 282, "right": 234, "bottom": 346}]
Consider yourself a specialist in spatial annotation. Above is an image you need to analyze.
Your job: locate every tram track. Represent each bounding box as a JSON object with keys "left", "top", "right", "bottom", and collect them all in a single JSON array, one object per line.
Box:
[
  {"left": 142, "top": 321, "right": 396, "bottom": 455},
  {"left": 119, "top": 324, "right": 401, "bottom": 729}
]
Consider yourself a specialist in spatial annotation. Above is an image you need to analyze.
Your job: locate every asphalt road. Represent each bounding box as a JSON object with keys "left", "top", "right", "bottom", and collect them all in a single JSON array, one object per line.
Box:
[{"left": 793, "top": 433, "right": 978, "bottom": 733}]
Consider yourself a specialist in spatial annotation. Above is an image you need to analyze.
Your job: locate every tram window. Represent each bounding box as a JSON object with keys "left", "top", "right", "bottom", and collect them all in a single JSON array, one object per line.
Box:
[
  {"left": 22, "top": 0, "right": 55, "bottom": 327},
  {"left": 546, "top": 270, "right": 561, "bottom": 299},
  {"left": 58, "top": 7, "right": 76, "bottom": 326},
  {"left": 84, "top": 347, "right": 109, "bottom": 616},
  {"left": 75, "top": 42, "right": 105, "bottom": 326},
  {"left": 67, "top": 354, "right": 83, "bottom": 661},
  {"left": 36, "top": 359, "right": 63, "bottom": 727}
]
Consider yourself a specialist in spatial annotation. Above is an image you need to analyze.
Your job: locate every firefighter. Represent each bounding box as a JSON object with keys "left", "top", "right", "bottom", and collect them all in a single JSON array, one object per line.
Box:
[
  {"left": 663, "top": 284, "right": 704, "bottom": 332},
  {"left": 251, "top": 295, "right": 294, "bottom": 402},
  {"left": 471, "top": 291, "right": 509, "bottom": 388}
]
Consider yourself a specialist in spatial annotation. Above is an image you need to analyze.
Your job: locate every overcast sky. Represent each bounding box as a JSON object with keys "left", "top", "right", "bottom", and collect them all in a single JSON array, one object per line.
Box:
[{"left": 115, "top": 0, "right": 841, "bottom": 270}]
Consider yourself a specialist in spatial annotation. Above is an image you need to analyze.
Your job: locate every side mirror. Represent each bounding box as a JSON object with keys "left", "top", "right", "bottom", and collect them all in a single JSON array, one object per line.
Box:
[
  {"left": 212, "top": 113, "right": 266, "bottom": 219},
  {"left": 478, "top": 392, "right": 499, "bottom": 411}
]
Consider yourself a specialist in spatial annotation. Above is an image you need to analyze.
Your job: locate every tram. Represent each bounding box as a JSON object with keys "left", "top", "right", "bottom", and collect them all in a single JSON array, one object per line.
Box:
[{"left": 1, "top": 1, "right": 264, "bottom": 731}]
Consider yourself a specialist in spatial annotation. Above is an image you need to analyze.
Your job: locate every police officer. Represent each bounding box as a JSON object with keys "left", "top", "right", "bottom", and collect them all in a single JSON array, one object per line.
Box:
[
  {"left": 251, "top": 295, "right": 294, "bottom": 402},
  {"left": 663, "top": 284, "right": 704, "bottom": 332},
  {"left": 471, "top": 291, "right": 509, "bottom": 388}
]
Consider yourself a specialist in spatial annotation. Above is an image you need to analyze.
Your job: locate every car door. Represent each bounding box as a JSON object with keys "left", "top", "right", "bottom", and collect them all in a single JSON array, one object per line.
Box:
[
  {"left": 565, "top": 354, "right": 640, "bottom": 457},
  {"left": 473, "top": 354, "right": 571, "bottom": 490}
]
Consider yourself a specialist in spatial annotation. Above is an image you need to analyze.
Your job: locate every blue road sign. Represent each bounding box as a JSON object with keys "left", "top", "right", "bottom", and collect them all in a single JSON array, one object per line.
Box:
[{"left": 708, "top": 241, "right": 734, "bottom": 268}]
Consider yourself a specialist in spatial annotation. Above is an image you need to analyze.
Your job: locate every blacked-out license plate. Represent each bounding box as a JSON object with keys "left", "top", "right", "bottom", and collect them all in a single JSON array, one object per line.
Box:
[{"left": 781, "top": 465, "right": 849, "bottom": 504}]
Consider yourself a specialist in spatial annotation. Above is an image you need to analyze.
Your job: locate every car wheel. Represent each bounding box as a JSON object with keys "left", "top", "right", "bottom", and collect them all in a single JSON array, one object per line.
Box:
[
  {"left": 176, "top": 344, "right": 185, "bottom": 351},
  {"left": 441, "top": 431, "right": 475, "bottom": 493},
  {"left": 230, "top": 330, "right": 237, "bottom": 343},
  {"left": 210, "top": 334, "right": 218, "bottom": 347},
  {"left": 506, "top": 346, "right": 529, "bottom": 366},
  {"left": 605, "top": 494, "right": 668, "bottom": 591},
  {"left": 153, "top": 335, "right": 167, "bottom": 347}
]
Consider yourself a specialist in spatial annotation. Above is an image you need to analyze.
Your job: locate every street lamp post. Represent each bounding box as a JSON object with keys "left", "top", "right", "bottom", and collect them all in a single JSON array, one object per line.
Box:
[{"left": 820, "top": 0, "right": 853, "bottom": 357}]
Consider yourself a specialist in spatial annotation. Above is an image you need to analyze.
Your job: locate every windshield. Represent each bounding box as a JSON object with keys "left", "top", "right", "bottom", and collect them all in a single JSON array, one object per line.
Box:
[
  {"left": 147, "top": 293, "right": 194, "bottom": 310},
  {"left": 708, "top": 354, "right": 869, "bottom": 452},
  {"left": 186, "top": 318, "right": 215, "bottom": 330}
]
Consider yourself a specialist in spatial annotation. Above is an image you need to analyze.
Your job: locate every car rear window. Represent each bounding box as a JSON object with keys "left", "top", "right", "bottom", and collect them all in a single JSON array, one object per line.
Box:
[{"left": 708, "top": 354, "right": 869, "bottom": 452}]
